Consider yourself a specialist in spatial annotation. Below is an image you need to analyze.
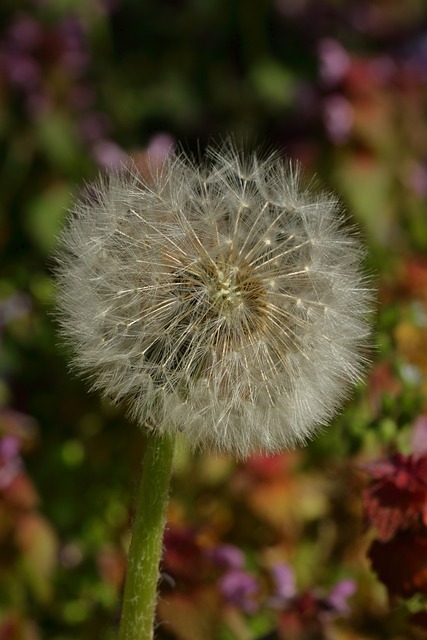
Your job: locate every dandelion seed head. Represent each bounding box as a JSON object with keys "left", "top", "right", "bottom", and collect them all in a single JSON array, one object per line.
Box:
[{"left": 54, "top": 142, "right": 373, "bottom": 458}]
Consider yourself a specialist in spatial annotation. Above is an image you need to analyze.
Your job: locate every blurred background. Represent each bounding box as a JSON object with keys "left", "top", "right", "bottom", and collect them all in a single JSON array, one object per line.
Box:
[{"left": 2, "top": 0, "right": 427, "bottom": 638}]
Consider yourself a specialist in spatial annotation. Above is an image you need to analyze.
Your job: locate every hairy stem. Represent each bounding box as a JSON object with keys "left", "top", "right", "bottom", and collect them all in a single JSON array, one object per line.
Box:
[{"left": 119, "top": 432, "right": 175, "bottom": 640}]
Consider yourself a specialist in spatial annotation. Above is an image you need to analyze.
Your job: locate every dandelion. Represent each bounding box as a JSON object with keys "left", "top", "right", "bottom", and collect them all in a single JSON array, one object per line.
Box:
[
  {"left": 55, "top": 142, "right": 371, "bottom": 458},
  {"left": 54, "top": 141, "right": 372, "bottom": 640}
]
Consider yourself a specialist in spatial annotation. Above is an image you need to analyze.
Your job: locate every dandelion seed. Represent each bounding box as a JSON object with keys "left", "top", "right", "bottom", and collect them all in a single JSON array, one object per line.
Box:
[{"left": 54, "top": 142, "right": 372, "bottom": 458}]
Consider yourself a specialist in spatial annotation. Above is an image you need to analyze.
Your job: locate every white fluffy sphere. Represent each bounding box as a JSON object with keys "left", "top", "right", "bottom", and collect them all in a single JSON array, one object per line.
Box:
[{"left": 54, "top": 143, "right": 372, "bottom": 457}]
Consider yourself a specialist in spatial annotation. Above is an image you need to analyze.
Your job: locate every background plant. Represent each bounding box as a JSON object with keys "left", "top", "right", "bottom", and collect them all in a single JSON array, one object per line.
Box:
[{"left": 1, "top": 0, "right": 427, "bottom": 638}]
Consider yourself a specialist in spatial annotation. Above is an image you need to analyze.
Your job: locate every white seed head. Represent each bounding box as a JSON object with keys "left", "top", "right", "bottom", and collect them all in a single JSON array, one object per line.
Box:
[{"left": 54, "top": 142, "right": 373, "bottom": 458}]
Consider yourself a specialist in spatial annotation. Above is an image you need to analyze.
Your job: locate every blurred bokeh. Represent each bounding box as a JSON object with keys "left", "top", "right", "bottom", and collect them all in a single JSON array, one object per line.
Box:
[{"left": 2, "top": 1, "right": 427, "bottom": 638}]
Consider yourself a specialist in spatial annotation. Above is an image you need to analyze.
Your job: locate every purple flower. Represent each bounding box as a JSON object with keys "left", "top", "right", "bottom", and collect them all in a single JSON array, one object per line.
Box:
[
  {"left": 270, "top": 563, "right": 296, "bottom": 605},
  {"left": 266, "top": 561, "right": 356, "bottom": 623},
  {"left": 411, "top": 415, "right": 427, "bottom": 457},
  {"left": 219, "top": 569, "right": 259, "bottom": 613},
  {"left": 0, "top": 436, "right": 22, "bottom": 490},
  {"left": 91, "top": 140, "right": 125, "bottom": 168},
  {"left": 0, "top": 436, "right": 20, "bottom": 460},
  {"left": 318, "top": 39, "right": 350, "bottom": 86},
  {"left": 79, "top": 112, "right": 111, "bottom": 142},
  {"left": 209, "top": 544, "right": 245, "bottom": 570},
  {"left": 401, "top": 33, "right": 427, "bottom": 81},
  {"left": 322, "top": 94, "right": 353, "bottom": 144},
  {"left": 2, "top": 51, "right": 40, "bottom": 90},
  {"left": 57, "top": 18, "right": 88, "bottom": 76},
  {"left": 146, "top": 132, "right": 175, "bottom": 163},
  {"left": 6, "top": 15, "right": 42, "bottom": 50},
  {"left": 408, "top": 163, "right": 427, "bottom": 197},
  {"left": 326, "top": 579, "right": 356, "bottom": 616}
]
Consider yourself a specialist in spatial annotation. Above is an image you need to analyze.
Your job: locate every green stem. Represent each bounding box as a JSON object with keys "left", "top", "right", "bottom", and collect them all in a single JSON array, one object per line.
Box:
[{"left": 119, "top": 432, "right": 175, "bottom": 640}]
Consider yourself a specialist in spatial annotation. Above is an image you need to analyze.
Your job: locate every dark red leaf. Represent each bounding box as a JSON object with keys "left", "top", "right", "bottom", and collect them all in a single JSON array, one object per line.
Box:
[
  {"left": 369, "top": 527, "right": 427, "bottom": 597},
  {"left": 162, "top": 528, "right": 209, "bottom": 588},
  {"left": 363, "top": 453, "right": 427, "bottom": 541}
]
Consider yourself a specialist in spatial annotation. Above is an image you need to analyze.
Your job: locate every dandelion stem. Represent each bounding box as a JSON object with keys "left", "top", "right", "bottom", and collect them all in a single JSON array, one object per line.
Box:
[{"left": 119, "top": 432, "right": 175, "bottom": 640}]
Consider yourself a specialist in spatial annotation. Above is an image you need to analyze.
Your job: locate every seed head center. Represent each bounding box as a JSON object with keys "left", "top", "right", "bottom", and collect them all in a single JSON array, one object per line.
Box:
[{"left": 213, "top": 268, "right": 242, "bottom": 305}]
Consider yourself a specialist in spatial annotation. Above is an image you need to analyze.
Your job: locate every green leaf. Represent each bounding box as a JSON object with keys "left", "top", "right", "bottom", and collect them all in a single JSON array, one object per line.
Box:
[{"left": 25, "top": 184, "right": 71, "bottom": 254}]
